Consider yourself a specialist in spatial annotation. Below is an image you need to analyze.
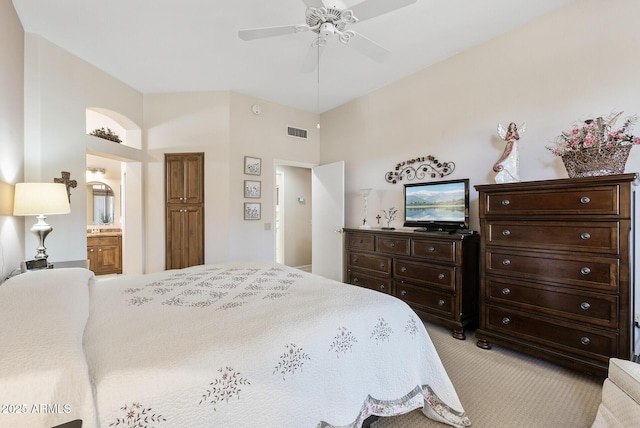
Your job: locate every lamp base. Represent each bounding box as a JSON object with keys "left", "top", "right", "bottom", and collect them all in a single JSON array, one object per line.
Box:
[{"left": 30, "top": 214, "right": 52, "bottom": 260}]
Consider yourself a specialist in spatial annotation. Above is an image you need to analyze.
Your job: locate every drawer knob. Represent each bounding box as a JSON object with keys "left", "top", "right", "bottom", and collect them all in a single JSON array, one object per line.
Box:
[
  {"left": 428, "top": 246, "right": 436, "bottom": 252},
  {"left": 502, "top": 259, "right": 511, "bottom": 266},
  {"left": 437, "top": 273, "right": 445, "bottom": 280},
  {"left": 581, "top": 336, "right": 591, "bottom": 346},
  {"left": 580, "top": 302, "right": 591, "bottom": 310},
  {"left": 400, "top": 266, "right": 407, "bottom": 273},
  {"left": 580, "top": 232, "right": 591, "bottom": 240},
  {"left": 580, "top": 267, "right": 591, "bottom": 275},
  {"left": 379, "top": 284, "right": 385, "bottom": 290},
  {"left": 354, "top": 257, "right": 359, "bottom": 263},
  {"left": 353, "top": 277, "right": 359, "bottom": 283},
  {"left": 502, "top": 229, "right": 511, "bottom": 236},
  {"left": 390, "top": 242, "right": 395, "bottom": 247},
  {"left": 502, "top": 287, "right": 511, "bottom": 295},
  {"left": 380, "top": 263, "right": 385, "bottom": 269},
  {"left": 401, "top": 290, "right": 407, "bottom": 296},
  {"left": 502, "top": 317, "right": 511, "bottom": 325},
  {"left": 501, "top": 199, "right": 510, "bottom": 206},
  {"left": 438, "top": 299, "right": 445, "bottom": 306},
  {"left": 580, "top": 196, "right": 591, "bottom": 204}
]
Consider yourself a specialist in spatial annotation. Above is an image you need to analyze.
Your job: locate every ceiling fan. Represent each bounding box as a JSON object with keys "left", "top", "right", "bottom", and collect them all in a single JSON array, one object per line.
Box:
[{"left": 238, "top": 0, "right": 417, "bottom": 72}]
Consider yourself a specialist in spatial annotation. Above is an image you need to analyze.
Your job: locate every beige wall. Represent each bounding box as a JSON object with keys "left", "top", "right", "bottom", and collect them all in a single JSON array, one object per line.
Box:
[
  {"left": 144, "top": 91, "right": 232, "bottom": 272},
  {"left": 320, "top": 0, "right": 640, "bottom": 230},
  {"left": 0, "top": 0, "right": 25, "bottom": 280},
  {"left": 228, "top": 92, "right": 319, "bottom": 262},
  {"left": 4, "top": 0, "right": 640, "bottom": 277},
  {"left": 22, "top": 34, "right": 144, "bottom": 266},
  {"left": 143, "top": 91, "right": 319, "bottom": 271}
]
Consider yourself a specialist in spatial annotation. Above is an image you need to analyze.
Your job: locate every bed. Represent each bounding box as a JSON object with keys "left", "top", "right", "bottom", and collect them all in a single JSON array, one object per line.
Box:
[{"left": 0, "top": 261, "right": 470, "bottom": 428}]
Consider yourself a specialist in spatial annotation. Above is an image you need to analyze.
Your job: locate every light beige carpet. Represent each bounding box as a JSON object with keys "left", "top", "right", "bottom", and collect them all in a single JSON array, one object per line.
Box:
[{"left": 373, "top": 323, "right": 603, "bottom": 428}]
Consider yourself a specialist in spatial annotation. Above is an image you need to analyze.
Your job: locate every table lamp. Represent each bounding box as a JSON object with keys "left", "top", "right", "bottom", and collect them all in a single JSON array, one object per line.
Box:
[{"left": 13, "top": 182, "right": 71, "bottom": 260}]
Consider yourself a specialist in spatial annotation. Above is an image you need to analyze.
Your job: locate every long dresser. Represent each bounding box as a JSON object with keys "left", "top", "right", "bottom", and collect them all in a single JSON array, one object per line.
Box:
[
  {"left": 475, "top": 174, "right": 637, "bottom": 377},
  {"left": 344, "top": 228, "right": 479, "bottom": 339}
]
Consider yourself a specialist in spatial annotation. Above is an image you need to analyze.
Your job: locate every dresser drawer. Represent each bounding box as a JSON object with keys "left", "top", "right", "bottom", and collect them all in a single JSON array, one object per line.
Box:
[
  {"left": 87, "top": 235, "right": 121, "bottom": 246},
  {"left": 483, "top": 185, "right": 620, "bottom": 217},
  {"left": 347, "top": 270, "right": 393, "bottom": 294},
  {"left": 394, "top": 258, "right": 455, "bottom": 291},
  {"left": 395, "top": 281, "right": 454, "bottom": 318},
  {"left": 348, "top": 252, "right": 392, "bottom": 275},
  {"left": 376, "top": 236, "right": 410, "bottom": 256},
  {"left": 485, "top": 306, "right": 617, "bottom": 362},
  {"left": 486, "top": 221, "right": 620, "bottom": 254},
  {"left": 411, "top": 238, "right": 456, "bottom": 263},
  {"left": 486, "top": 278, "right": 618, "bottom": 328},
  {"left": 347, "top": 233, "right": 375, "bottom": 251},
  {"left": 486, "top": 250, "right": 618, "bottom": 292}
]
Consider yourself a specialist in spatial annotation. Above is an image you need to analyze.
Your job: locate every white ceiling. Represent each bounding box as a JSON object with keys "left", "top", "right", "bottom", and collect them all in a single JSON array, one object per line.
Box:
[{"left": 12, "top": 0, "right": 575, "bottom": 113}]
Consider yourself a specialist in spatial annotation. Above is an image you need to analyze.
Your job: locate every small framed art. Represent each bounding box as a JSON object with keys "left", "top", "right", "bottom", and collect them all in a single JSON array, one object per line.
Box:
[
  {"left": 244, "top": 156, "right": 261, "bottom": 175},
  {"left": 244, "top": 180, "right": 261, "bottom": 198},
  {"left": 244, "top": 202, "right": 261, "bottom": 220}
]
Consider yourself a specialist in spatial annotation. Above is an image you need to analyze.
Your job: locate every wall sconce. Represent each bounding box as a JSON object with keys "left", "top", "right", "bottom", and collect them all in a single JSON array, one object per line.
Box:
[
  {"left": 86, "top": 167, "right": 105, "bottom": 181},
  {"left": 0, "top": 181, "right": 14, "bottom": 216},
  {"left": 13, "top": 182, "right": 71, "bottom": 260}
]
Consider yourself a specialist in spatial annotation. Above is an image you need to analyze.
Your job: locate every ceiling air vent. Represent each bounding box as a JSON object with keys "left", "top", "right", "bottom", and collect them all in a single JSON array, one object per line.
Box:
[{"left": 287, "top": 126, "right": 308, "bottom": 139}]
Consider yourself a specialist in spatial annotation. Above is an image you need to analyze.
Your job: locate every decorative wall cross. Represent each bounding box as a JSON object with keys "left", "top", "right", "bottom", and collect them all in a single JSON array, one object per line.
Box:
[{"left": 54, "top": 171, "right": 77, "bottom": 203}]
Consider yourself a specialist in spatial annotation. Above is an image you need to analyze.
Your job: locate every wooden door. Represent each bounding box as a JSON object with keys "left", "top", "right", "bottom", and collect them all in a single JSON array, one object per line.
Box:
[
  {"left": 166, "top": 205, "right": 204, "bottom": 269},
  {"left": 166, "top": 153, "right": 204, "bottom": 204},
  {"left": 165, "top": 153, "right": 204, "bottom": 270}
]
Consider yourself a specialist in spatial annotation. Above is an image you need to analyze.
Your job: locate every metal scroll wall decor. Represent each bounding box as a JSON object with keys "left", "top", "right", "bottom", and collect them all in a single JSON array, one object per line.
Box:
[{"left": 385, "top": 155, "right": 455, "bottom": 184}]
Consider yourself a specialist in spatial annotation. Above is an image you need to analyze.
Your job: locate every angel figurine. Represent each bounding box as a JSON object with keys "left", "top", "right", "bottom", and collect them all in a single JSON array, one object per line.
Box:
[{"left": 494, "top": 122, "right": 526, "bottom": 183}]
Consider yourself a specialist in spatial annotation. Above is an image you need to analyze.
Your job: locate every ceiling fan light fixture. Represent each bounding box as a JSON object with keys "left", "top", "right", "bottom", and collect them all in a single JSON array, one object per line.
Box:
[{"left": 319, "top": 22, "right": 335, "bottom": 38}]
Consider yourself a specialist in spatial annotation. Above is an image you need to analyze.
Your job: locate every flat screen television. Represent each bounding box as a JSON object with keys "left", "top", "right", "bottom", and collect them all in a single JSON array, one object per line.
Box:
[{"left": 403, "top": 178, "right": 470, "bottom": 232}]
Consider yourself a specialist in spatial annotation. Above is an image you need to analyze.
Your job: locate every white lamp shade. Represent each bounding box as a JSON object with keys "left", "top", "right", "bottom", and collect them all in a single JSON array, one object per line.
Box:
[{"left": 13, "top": 182, "right": 71, "bottom": 216}]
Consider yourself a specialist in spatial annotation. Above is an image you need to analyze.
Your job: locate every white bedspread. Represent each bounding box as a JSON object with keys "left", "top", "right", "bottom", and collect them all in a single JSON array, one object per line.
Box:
[
  {"left": 0, "top": 261, "right": 470, "bottom": 428},
  {"left": 0, "top": 268, "right": 97, "bottom": 428},
  {"left": 85, "top": 261, "right": 469, "bottom": 427}
]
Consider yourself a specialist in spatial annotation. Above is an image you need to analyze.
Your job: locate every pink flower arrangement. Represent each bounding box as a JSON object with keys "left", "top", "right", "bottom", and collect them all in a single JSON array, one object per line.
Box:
[{"left": 548, "top": 112, "right": 640, "bottom": 156}]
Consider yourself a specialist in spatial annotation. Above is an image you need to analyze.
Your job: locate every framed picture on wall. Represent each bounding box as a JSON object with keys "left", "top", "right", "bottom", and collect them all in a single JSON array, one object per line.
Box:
[
  {"left": 244, "top": 180, "right": 261, "bottom": 198},
  {"left": 244, "top": 202, "right": 261, "bottom": 220},
  {"left": 244, "top": 156, "right": 262, "bottom": 175}
]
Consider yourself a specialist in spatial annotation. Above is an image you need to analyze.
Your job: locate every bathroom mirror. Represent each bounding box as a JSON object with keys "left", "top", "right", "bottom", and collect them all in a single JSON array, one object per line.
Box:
[{"left": 88, "top": 182, "right": 115, "bottom": 225}]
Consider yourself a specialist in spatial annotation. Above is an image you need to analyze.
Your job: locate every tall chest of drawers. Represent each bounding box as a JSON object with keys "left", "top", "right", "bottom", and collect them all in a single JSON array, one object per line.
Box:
[
  {"left": 475, "top": 174, "right": 637, "bottom": 377},
  {"left": 344, "top": 228, "right": 479, "bottom": 339}
]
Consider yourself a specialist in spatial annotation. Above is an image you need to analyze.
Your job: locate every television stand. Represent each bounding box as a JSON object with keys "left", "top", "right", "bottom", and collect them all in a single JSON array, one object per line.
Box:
[
  {"left": 344, "top": 228, "right": 480, "bottom": 340},
  {"left": 413, "top": 227, "right": 458, "bottom": 234}
]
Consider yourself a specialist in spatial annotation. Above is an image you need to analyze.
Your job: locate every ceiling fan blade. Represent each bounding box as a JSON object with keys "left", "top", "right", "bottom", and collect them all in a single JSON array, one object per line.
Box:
[
  {"left": 300, "top": 42, "right": 326, "bottom": 73},
  {"left": 238, "top": 24, "right": 309, "bottom": 41},
  {"left": 350, "top": 0, "right": 417, "bottom": 22},
  {"left": 301, "top": 0, "right": 325, "bottom": 7},
  {"left": 347, "top": 32, "right": 392, "bottom": 63}
]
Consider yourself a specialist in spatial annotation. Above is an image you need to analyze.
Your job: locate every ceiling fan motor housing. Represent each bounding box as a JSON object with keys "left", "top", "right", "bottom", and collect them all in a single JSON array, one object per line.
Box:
[
  {"left": 306, "top": 7, "right": 352, "bottom": 33},
  {"left": 319, "top": 22, "right": 335, "bottom": 37}
]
